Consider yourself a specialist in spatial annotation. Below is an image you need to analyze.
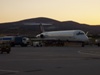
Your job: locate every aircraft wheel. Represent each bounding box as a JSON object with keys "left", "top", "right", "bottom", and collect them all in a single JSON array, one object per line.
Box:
[
  {"left": 1, "top": 51, "right": 3, "bottom": 54},
  {"left": 81, "top": 42, "right": 85, "bottom": 47},
  {"left": 98, "top": 43, "right": 100, "bottom": 47}
]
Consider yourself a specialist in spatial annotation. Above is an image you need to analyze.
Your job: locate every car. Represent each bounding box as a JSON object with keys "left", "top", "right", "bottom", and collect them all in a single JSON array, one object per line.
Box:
[{"left": 0, "top": 41, "right": 11, "bottom": 54}]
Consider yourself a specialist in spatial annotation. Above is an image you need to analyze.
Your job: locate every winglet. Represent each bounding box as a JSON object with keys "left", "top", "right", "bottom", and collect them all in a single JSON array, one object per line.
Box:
[{"left": 86, "top": 32, "right": 88, "bottom": 35}]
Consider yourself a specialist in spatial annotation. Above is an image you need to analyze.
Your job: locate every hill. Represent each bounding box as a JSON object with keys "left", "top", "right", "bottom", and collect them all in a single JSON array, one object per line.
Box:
[{"left": 0, "top": 17, "right": 100, "bottom": 37}]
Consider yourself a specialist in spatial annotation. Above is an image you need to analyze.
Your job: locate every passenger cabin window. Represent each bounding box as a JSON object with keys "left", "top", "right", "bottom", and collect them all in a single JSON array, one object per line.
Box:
[{"left": 76, "top": 32, "right": 84, "bottom": 35}]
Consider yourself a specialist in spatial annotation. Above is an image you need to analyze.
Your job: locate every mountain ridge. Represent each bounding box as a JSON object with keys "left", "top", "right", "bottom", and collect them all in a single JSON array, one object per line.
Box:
[{"left": 0, "top": 17, "right": 100, "bottom": 37}]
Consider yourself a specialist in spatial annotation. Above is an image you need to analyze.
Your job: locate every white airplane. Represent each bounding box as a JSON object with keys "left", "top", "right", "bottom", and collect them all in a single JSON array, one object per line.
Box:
[{"left": 36, "top": 24, "right": 89, "bottom": 47}]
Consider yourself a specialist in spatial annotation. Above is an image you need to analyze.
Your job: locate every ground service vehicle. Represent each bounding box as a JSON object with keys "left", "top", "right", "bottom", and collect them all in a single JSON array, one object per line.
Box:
[
  {"left": 0, "top": 41, "right": 11, "bottom": 54},
  {"left": 32, "top": 41, "right": 43, "bottom": 47},
  {"left": 0, "top": 36, "right": 30, "bottom": 47}
]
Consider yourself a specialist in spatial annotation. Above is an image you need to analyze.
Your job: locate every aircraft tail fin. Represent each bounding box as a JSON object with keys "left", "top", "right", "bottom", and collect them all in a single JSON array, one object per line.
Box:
[{"left": 39, "top": 23, "right": 45, "bottom": 32}]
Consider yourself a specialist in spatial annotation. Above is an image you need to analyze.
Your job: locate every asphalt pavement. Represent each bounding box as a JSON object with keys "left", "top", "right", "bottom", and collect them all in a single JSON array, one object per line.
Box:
[{"left": 0, "top": 46, "right": 100, "bottom": 75}]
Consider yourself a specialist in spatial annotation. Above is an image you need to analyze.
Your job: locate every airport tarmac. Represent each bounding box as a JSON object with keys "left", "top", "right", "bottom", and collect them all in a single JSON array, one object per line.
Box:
[{"left": 0, "top": 46, "right": 100, "bottom": 75}]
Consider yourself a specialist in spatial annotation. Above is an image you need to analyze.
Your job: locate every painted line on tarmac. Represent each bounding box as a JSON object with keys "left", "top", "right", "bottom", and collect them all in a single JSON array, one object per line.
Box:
[
  {"left": 0, "top": 69, "right": 19, "bottom": 73},
  {"left": 78, "top": 50, "right": 100, "bottom": 56}
]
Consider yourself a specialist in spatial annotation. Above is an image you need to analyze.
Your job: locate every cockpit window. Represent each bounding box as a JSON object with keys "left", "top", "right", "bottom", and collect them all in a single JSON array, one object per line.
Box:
[{"left": 76, "top": 32, "right": 84, "bottom": 35}]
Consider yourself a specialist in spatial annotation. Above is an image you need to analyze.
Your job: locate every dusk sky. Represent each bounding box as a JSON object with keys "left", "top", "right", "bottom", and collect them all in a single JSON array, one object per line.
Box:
[{"left": 0, "top": 0, "right": 100, "bottom": 25}]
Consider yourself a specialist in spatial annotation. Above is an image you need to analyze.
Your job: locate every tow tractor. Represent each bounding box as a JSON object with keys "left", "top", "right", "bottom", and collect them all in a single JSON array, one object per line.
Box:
[{"left": 0, "top": 41, "right": 11, "bottom": 54}]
